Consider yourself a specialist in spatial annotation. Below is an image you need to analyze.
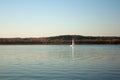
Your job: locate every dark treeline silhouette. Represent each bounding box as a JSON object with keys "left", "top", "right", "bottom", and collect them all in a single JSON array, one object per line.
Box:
[{"left": 0, "top": 35, "right": 120, "bottom": 44}]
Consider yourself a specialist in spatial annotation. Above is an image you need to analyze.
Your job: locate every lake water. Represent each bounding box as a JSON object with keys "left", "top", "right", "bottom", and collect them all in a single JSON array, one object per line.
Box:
[{"left": 0, "top": 45, "right": 120, "bottom": 80}]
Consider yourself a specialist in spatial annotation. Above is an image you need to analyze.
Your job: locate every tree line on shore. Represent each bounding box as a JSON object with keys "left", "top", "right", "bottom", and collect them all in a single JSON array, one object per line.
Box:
[{"left": 0, "top": 35, "right": 120, "bottom": 44}]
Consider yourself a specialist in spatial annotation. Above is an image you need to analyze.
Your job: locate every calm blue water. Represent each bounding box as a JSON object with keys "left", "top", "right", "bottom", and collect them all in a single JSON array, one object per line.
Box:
[{"left": 0, "top": 45, "right": 120, "bottom": 80}]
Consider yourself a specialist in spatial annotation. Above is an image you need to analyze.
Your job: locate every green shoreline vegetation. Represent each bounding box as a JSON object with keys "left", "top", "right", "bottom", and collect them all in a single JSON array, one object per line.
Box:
[{"left": 0, "top": 35, "right": 120, "bottom": 45}]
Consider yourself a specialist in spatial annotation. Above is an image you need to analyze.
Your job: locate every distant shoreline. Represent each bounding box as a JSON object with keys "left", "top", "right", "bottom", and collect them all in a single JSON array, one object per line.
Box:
[{"left": 0, "top": 35, "right": 120, "bottom": 45}]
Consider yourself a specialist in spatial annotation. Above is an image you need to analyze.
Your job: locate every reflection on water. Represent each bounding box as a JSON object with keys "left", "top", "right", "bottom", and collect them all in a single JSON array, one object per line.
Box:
[
  {"left": 71, "top": 46, "right": 74, "bottom": 60},
  {"left": 0, "top": 45, "right": 120, "bottom": 80}
]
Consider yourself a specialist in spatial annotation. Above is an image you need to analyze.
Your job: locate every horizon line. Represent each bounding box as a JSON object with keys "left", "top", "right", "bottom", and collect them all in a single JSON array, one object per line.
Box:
[{"left": 0, "top": 34, "right": 120, "bottom": 38}]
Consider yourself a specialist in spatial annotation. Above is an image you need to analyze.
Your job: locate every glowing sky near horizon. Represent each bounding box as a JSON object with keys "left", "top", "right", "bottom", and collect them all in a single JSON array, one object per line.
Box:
[{"left": 0, "top": 0, "right": 120, "bottom": 37}]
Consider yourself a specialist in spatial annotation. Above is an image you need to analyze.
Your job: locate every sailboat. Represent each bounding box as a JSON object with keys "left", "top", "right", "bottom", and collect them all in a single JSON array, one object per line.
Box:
[
  {"left": 70, "top": 39, "right": 75, "bottom": 47},
  {"left": 70, "top": 39, "right": 75, "bottom": 60}
]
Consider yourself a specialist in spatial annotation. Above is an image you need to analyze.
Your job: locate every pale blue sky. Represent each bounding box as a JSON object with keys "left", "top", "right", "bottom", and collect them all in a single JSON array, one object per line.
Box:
[{"left": 0, "top": 0, "right": 120, "bottom": 37}]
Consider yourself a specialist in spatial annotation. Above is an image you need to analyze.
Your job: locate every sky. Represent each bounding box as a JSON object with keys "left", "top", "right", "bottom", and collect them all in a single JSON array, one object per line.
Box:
[{"left": 0, "top": 0, "right": 120, "bottom": 38}]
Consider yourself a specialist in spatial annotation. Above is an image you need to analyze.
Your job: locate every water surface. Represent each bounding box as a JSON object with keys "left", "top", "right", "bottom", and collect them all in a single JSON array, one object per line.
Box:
[{"left": 0, "top": 45, "right": 120, "bottom": 80}]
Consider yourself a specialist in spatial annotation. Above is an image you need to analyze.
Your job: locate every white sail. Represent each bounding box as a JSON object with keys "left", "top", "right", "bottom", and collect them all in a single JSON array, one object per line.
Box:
[{"left": 70, "top": 39, "right": 74, "bottom": 47}]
